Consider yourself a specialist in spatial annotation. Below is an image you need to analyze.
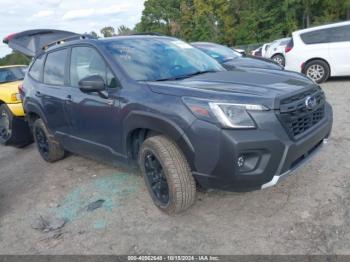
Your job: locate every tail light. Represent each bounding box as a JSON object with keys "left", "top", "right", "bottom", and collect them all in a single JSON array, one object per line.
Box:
[
  {"left": 285, "top": 39, "right": 294, "bottom": 53},
  {"left": 3, "top": 33, "right": 16, "bottom": 44}
]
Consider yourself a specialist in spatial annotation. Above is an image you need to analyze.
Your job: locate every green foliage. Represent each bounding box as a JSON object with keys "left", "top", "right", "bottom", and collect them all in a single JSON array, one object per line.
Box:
[
  {"left": 117, "top": 25, "right": 134, "bottom": 36},
  {"left": 100, "top": 26, "right": 116, "bottom": 37},
  {"left": 90, "top": 31, "right": 98, "bottom": 38},
  {"left": 135, "top": 0, "right": 350, "bottom": 45},
  {"left": 0, "top": 52, "right": 30, "bottom": 66}
]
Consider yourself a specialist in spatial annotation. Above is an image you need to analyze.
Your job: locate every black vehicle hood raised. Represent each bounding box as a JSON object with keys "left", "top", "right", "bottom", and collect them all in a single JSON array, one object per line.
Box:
[
  {"left": 223, "top": 56, "right": 282, "bottom": 71},
  {"left": 147, "top": 69, "right": 316, "bottom": 109}
]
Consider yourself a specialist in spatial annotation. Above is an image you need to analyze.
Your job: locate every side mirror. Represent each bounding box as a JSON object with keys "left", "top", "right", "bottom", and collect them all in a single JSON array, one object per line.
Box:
[{"left": 79, "top": 75, "right": 106, "bottom": 92}]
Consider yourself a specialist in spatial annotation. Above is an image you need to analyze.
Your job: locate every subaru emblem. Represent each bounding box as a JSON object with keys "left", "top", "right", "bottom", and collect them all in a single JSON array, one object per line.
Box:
[{"left": 305, "top": 96, "right": 317, "bottom": 110}]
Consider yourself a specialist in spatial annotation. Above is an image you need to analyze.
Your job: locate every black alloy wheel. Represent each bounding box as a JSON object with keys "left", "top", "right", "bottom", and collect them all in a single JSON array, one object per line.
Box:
[
  {"left": 35, "top": 126, "right": 49, "bottom": 158},
  {"left": 144, "top": 151, "right": 170, "bottom": 205}
]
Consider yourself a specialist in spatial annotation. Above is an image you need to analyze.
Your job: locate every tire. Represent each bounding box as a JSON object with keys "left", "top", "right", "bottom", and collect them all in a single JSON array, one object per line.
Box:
[
  {"left": 139, "top": 135, "right": 196, "bottom": 214},
  {"left": 0, "top": 104, "right": 32, "bottom": 147},
  {"left": 271, "top": 54, "right": 285, "bottom": 67},
  {"left": 303, "top": 60, "right": 330, "bottom": 83},
  {"left": 33, "top": 118, "right": 65, "bottom": 162}
]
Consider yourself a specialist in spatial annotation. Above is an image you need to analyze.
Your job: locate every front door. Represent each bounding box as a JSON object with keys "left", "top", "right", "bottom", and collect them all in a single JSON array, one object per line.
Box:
[{"left": 64, "top": 46, "right": 124, "bottom": 160}]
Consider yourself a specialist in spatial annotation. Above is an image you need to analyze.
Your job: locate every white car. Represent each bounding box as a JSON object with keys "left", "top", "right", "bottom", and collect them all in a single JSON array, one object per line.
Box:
[
  {"left": 264, "top": 38, "right": 291, "bottom": 66},
  {"left": 261, "top": 43, "right": 271, "bottom": 57},
  {"left": 285, "top": 21, "right": 350, "bottom": 83}
]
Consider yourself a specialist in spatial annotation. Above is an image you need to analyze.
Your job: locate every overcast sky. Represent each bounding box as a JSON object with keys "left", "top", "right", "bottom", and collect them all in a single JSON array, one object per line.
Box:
[{"left": 0, "top": 0, "right": 145, "bottom": 57}]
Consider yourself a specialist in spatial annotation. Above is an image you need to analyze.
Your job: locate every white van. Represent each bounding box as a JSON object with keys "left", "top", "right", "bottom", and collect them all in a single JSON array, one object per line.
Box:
[{"left": 285, "top": 21, "right": 350, "bottom": 83}]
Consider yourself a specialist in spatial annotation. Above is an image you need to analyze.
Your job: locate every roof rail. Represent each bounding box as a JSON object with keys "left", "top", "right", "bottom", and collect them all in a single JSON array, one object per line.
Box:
[
  {"left": 132, "top": 32, "right": 165, "bottom": 36},
  {"left": 42, "top": 33, "right": 97, "bottom": 51}
]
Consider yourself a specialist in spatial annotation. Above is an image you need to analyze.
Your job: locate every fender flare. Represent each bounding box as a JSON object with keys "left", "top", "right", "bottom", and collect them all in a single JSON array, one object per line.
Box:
[
  {"left": 24, "top": 100, "right": 48, "bottom": 125},
  {"left": 123, "top": 111, "right": 196, "bottom": 170}
]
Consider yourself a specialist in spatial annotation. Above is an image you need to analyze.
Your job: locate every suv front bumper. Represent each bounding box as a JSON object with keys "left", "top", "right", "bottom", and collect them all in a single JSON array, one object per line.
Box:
[
  {"left": 186, "top": 102, "right": 333, "bottom": 191},
  {"left": 261, "top": 137, "right": 328, "bottom": 189}
]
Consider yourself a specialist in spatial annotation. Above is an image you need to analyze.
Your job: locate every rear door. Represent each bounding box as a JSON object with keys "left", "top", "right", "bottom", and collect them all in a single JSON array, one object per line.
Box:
[
  {"left": 3, "top": 29, "right": 79, "bottom": 57},
  {"left": 328, "top": 25, "right": 350, "bottom": 76},
  {"left": 39, "top": 48, "right": 71, "bottom": 138}
]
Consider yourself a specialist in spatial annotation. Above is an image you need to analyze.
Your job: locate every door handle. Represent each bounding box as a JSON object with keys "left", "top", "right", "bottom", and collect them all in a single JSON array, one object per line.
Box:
[{"left": 35, "top": 91, "right": 42, "bottom": 97}]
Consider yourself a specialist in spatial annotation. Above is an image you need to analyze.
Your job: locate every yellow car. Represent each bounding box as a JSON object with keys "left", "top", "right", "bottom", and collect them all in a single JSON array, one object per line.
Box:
[{"left": 0, "top": 65, "right": 32, "bottom": 146}]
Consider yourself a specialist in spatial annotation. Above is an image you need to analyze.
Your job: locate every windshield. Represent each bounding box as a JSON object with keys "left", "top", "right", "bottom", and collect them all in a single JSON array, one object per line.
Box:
[
  {"left": 194, "top": 43, "right": 241, "bottom": 63},
  {"left": 0, "top": 66, "right": 26, "bottom": 83},
  {"left": 103, "top": 38, "right": 224, "bottom": 81}
]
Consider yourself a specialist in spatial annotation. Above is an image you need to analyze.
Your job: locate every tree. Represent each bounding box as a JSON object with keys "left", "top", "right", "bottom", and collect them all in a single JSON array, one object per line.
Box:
[
  {"left": 117, "top": 25, "right": 133, "bottom": 35},
  {"left": 0, "top": 52, "right": 30, "bottom": 66},
  {"left": 135, "top": 0, "right": 181, "bottom": 35},
  {"left": 135, "top": 0, "right": 350, "bottom": 47},
  {"left": 90, "top": 31, "right": 98, "bottom": 38},
  {"left": 100, "top": 26, "right": 115, "bottom": 37}
]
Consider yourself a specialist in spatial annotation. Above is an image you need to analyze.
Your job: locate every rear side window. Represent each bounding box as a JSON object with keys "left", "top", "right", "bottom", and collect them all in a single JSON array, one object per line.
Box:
[
  {"left": 70, "top": 46, "right": 118, "bottom": 88},
  {"left": 279, "top": 39, "right": 290, "bottom": 46},
  {"left": 300, "top": 29, "right": 330, "bottom": 44},
  {"left": 29, "top": 55, "right": 44, "bottom": 81},
  {"left": 328, "top": 25, "right": 350, "bottom": 43},
  {"left": 44, "top": 49, "right": 67, "bottom": 85}
]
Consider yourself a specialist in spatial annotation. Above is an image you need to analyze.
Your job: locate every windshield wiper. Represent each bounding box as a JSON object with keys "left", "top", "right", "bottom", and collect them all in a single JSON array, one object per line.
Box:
[{"left": 155, "top": 70, "right": 218, "bottom": 81}]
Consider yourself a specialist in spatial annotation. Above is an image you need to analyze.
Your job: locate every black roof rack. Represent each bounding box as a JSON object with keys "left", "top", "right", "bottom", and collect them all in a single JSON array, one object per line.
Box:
[
  {"left": 42, "top": 33, "right": 97, "bottom": 51},
  {"left": 132, "top": 32, "right": 165, "bottom": 36}
]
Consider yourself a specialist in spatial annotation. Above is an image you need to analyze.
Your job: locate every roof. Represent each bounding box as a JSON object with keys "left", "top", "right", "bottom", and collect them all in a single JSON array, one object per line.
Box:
[
  {"left": 44, "top": 34, "right": 176, "bottom": 53},
  {"left": 293, "top": 20, "right": 350, "bottom": 35},
  {"left": 99, "top": 34, "right": 176, "bottom": 42}
]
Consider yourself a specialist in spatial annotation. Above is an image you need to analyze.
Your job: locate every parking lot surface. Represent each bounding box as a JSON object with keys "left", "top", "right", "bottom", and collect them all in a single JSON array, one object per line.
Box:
[{"left": 0, "top": 79, "right": 350, "bottom": 255}]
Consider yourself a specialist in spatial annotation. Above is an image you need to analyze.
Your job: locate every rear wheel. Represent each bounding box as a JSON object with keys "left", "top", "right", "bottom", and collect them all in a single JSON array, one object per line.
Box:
[
  {"left": 0, "top": 104, "right": 32, "bottom": 147},
  {"left": 271, "top": 54, "right": 285, "bottom": 67},
  {"left": 33, "top": 119, "right": 65, "bottom": 162},
  {"left": 304, "top": 60, "right": 330, "bottom": 83},
  {"left": 139, "top": 135, "right": 196, "bottom": 214}
]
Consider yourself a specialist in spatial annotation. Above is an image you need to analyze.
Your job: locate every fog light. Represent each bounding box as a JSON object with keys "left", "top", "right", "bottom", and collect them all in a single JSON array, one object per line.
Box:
[
  {"left": 236, "top": 152, "right": 261, "bottom": 172},
  {"left": 237, "top": 155, "right": 245, "bottom": 168}
]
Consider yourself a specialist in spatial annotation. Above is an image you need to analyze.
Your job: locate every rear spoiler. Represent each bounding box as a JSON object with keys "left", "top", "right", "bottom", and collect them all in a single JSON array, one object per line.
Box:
[{"left": 3, "top": 29, "right": 97, "bottom": 57}]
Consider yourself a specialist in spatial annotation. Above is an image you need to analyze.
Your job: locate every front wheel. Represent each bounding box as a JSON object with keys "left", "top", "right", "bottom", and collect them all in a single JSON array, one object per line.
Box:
[
  {"left": 139, "top": 135, "right": 196, "bottom": 214},
  {"left": 304, "top": 60, "right": 330, "bottom": 83},
  {"left": 33, "top": 119, "right": 65, "bottom": 162}
]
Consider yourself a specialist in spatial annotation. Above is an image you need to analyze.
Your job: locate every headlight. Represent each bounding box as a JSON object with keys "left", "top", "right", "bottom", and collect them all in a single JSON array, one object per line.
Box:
[{"left": 183, "top": 97, "right": 269, "bottom": 129}]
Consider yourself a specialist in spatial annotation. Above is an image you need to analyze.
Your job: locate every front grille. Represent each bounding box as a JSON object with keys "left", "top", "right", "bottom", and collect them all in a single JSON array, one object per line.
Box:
[{"left": 277, "top": 87, "right": 325, "bottom": 139}]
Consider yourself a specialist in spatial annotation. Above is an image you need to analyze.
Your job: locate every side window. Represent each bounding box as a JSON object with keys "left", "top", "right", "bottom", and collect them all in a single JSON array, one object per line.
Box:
[
  {"left": 29, "top": 54, "right": 45, "bottom": 81},
  {"left": 300, "top": 29, "right": 330, "bottom": 44},
  {"left": 70, "top": 46, "right": 118, "bottom": 88},
  {"left": 44, "top": 49, "right": 67, "bottom": 85},
  {"left": 329, "top": 25, "right": 350, "bottom": 43}
]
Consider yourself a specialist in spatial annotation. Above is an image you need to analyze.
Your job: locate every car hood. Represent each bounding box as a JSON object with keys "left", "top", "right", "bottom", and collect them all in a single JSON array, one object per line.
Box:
[
  {"left": 223, "top": 56, "right": 282, "bottom": 70},
  {"left": 0, "top": 80, "right": 22, "bottom": 90},
  {"left": 146, "top": 69, "right": 316, "bottom": 109}
]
